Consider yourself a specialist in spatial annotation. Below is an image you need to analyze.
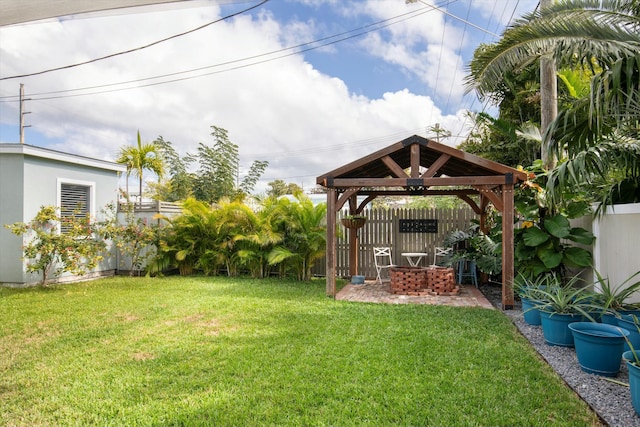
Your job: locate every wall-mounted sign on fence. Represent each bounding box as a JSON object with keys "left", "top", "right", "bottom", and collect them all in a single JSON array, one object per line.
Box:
[{"left": 399, "top": 219, "right": 438, "bottom": 233}]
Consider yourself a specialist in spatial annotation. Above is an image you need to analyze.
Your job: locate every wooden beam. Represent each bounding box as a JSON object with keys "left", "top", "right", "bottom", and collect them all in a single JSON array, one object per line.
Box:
[
  {"left": 332, "top": 176, "right": 510, "bottom": 188},
  {"left": 356, "top": 189, "right": 478, "bottom": 196},
  {"left": 418, "top": 139, "right": 529, "bottom": 181},
  {"left": 421, "top": 153, "right": 451, "bottom": 178},
  {"left": 347, "top": 195, "right": 358, "bottom": 277},
  {"left": 381, "top": 155, "right": 408, "bottom": 178},
  {"left": 336, "top": 188, "right": 360, "bottom": 210},
  {"left": 326, "top": 189, "right": 337, "bottom": 297},
  {"left": 502, "top": 183, "right": 515, "bottom": 309},
  {"left": 479, "top": 194, "right": 488, "bottom": 234},
  {"left": 475, "top": 185, "right": 503, "bottom": 212},
  {"left": 358, "top": 195, "right": 376, "bottom": 211},
  {"left": 458, "top": 194, "right": 482, "bottom": 214},
  {"left": 411, "top": 144, "right": 420, "bottom": 178}
]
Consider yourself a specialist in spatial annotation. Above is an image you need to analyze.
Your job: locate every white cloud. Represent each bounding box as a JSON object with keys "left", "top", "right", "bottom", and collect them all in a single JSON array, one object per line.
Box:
[{"left": 1, "top": 1, "right": 535, "bottom": 193}]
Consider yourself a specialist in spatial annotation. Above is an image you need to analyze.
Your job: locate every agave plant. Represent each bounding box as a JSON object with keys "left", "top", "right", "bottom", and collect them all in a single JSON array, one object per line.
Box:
[
  {"left": 533, "top": 274, "right": 599, "bottom": 321},
  {"left": 593, "top": 270, "right": 640, "bottom": 316}
]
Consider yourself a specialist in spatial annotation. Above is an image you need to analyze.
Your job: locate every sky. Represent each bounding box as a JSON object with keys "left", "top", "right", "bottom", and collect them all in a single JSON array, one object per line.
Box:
[{"left": 0, "top": 0, "right": 539, "bottom": 194}]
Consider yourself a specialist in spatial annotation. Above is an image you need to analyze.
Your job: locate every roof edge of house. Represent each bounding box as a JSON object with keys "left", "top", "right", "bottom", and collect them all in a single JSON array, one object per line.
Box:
[{"left": 0, "top": 143, "right": 126, "bottom": 173}]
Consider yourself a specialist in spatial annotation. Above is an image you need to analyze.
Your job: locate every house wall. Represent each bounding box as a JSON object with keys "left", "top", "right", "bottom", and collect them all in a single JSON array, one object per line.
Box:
[
  {"left": 0, "top": 153, "right": 26, "bottom": 284},
  {"left": 0, "top": 145, "right": 125, "bottom": 286}
]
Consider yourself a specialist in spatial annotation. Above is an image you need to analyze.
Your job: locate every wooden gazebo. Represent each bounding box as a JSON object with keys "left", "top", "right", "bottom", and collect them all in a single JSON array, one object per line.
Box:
[{"left": 316, "top": 135, "right": 528, "bottom": 309}]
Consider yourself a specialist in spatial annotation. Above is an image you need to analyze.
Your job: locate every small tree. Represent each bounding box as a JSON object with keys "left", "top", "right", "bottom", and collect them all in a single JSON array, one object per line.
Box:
[
  {"left": 100, "top": 202, "right": 160, "bottom": 276},
  {"left": 5, "top": 206, "right": 106, "bottom": 285}
]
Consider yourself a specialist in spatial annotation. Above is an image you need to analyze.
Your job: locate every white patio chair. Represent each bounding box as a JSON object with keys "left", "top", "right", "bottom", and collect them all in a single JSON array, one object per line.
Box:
[
  {"left": 373, "top": 247, "right": 396, "bottom": 284},
  {"left": 432, "top": 247, "right": 452, "bottom": 266}
]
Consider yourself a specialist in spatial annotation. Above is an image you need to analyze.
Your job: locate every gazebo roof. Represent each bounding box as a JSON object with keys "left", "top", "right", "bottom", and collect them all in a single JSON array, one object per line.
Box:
[{"left": 317, "top": 135, "right": 527, "bottom": 190}]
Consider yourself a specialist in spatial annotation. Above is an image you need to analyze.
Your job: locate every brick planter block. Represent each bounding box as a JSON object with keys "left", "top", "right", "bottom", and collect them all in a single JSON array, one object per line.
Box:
[
  {"left": 426, "top": 267, "right": 456, "bottom": 294},
  {"left": 389, "top": 267, "right": 428, "bottom": 294}
]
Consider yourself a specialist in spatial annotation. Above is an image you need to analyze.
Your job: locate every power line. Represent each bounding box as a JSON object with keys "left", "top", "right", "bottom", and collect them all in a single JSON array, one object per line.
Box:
[
  {"left": 0, "top": 0, "right": 270, "bottom": 81},
  {"left": 1, "top": 1, "right": 448, "bottom": 102}
]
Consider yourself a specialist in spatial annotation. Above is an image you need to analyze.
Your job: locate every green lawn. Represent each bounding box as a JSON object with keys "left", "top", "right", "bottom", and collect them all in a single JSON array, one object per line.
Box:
[{"left": 1, "top": 276, "right": 600, "bottom": 426}]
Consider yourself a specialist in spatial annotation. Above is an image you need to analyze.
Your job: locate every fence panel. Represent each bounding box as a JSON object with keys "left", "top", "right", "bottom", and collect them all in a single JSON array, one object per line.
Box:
[{"left": 312, "top": 207, "right": 477, "bottom": 279}]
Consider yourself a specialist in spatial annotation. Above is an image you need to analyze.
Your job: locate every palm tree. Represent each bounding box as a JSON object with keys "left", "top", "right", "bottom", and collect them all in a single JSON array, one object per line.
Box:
[
  {"left": 267, "top": 193, "right": 327, "bottom": 281},
  {"left": 117, "top": 131, "right": 165, "bottom": 207},
  {"left": 465, "top": 0, "right": 640, "bottom": 208}
]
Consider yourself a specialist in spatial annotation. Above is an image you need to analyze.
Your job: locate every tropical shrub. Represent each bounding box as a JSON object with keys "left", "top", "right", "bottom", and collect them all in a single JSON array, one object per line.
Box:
[
  {"left": 265, "top": 193, "right": 327, "bottom": 281},
  {"left": 152, "top": 194, "right": 326, "bottom": 280},
  {"left": 514, "top": 163, "right": 595, "bottom": 280},
  {"left": 100, "top": 202, "right": 160, "bottom": 276},
  {"left": 5, "top": 205, "right": 106, "bottom": 285}
]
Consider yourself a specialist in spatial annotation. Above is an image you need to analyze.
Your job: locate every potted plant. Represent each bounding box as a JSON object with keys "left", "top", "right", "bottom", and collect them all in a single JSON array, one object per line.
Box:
[
  {"left": 443, "top": 223, "right": 502, "bottom": 283},
  {"left": 341, "top": 214, "right": 367, "bottom": 229},
  {"left": 535, "top": 274, "right": 599, "bottom": 347},
  {"left": 618, "top": 313, "right": 640, "bottom": 352},
  {"left": 593, "top": 270, "right": 640, "bottom": 324},
  {"left": 568, "top": 322, "right": 629, "bottom": 377},
  {"left": 622, "top": 321, "right": 640, "bottom": 417},
  {"left": 623, "top": 349, "right": 640, "bottom": 416},
  {"left": 513, "top": 273, "right": 547, "bottom": 326}
]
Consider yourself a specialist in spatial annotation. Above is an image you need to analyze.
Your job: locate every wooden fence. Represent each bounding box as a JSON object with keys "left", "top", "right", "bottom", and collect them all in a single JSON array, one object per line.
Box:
[
  {"left": 118, "top": 201, "right": 183, "bottom": 214},
  {"left": 312, "top": 207, "right": 477, "bottom": 279}
]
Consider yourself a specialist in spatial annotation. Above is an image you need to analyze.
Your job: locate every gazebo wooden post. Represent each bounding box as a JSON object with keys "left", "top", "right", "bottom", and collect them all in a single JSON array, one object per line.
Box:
[
  {"left": 501, "top": 182, "right": 515, "bottom": 309},
  {"left": 347, "top": 195, "right": 359, "bottom": 277},
  {"left": 326, "top": 188, "right": 337, "bottom": 297}
]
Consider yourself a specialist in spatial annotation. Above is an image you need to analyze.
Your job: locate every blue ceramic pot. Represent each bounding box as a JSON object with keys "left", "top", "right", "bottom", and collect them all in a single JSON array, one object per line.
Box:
[
  {"left": 569, "top": 322, "right": 629, "bottom": 377},
  {"left": 521, "top": 298, "right": 541, "bottom": 326},
  {"left": 623, "top": 351, "right": 640, "bottom": 416},
  {"left": 617, "top": 314, "right": 640, "bottom": 352},
  {"left": 539, "top": 311, "right": 584, "bottom": 347}
]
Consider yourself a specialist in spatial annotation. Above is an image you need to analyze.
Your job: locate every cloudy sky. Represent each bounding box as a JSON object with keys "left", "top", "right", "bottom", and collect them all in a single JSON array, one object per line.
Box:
[{"left": 0, "top": 0, "right": 538, "bottom": 194}]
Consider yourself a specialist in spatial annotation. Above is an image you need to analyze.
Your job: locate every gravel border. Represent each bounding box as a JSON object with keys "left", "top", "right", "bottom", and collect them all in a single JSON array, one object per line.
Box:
[{"left": 480, "top": 284, "right": 640, "bottom": 427}]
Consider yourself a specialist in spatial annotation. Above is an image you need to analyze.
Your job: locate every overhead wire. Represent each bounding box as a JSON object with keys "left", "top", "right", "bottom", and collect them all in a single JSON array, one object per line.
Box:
[
  {"left": 3, "top": 0, "right": 529, "bottom": 184},
  {"left": 443, "top": 0, "right": 472, "bottom": 115},
  {"left": 1, "top": 1, "right": 451, "bottom": 102},
  {"left": 0, "top": 0, "right": 270, "bottom": 81},
  {"left": 455, "top": 0, "right": 523, "bottom": 142},
  {"left": 232, "top": 0, "right": 529, "bottom": 184}
]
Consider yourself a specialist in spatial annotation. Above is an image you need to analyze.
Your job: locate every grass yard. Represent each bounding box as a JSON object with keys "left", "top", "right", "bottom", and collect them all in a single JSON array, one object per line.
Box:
[{"left": 1, "top": 276, "right": 600, "bottom": 426}]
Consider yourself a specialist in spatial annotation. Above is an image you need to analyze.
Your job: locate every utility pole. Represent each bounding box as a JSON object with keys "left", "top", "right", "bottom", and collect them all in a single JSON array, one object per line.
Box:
[
  {"left": 540, "top": 0, "right": 557, "bottom": 169},
  {"left": 19, "top": 83, "right": 31, "bottom": 144}
]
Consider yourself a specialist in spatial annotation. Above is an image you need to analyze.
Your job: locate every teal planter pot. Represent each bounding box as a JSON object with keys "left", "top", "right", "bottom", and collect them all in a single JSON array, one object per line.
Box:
[
  {"left": 617, "top": 314, "right": 640, "bottom": 352},
  {"left": 601, "top": 313, "right": 620, "bottom": 325},
  {"left": 539, "top": 311, "right": 583, "bottom": 347},
  {"left": 623, "top": 351, "right": 640, "bottom": 416},
  {"left": 521, "top": 298, "right": 541, "bottom": 326},
  {"left": 602, "top": 309, "right": 640, "bottom": 325},
  {"left": 569, "top": 322, "right": 629, "bottom": 377}
]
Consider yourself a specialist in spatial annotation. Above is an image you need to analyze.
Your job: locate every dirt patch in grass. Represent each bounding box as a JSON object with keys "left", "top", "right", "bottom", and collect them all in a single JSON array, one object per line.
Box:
[{"left": 131, "top": 352, "right": 155, "bottom": 361}]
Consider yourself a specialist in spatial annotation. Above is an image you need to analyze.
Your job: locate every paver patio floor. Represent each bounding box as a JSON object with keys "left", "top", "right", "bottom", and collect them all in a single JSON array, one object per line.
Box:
[{"left": 336, "top": 280, "right": 495, "bottom": 309}]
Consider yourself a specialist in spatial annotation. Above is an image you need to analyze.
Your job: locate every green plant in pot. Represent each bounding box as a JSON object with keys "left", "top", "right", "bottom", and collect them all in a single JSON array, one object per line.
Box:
[
  {"left": 443, "top": 222, "right": 503, "bottom": 281},
  {"left": 513, "top": 273, "right": 548, "bottom": 326},
  {"left": 340, "top": 214, "right": 367, "bottom": 229},
  {"left": 622, "top": 324, "right": 640, "bottom": 416},
  {"left": 618, "top": 313, "right": 640, "bottom": 352},
  {"left": 535, "top": 274, "right": 599, "bottom": 347},
  {"left": 593, "top": 270, "right": 640, "bottom": 324}
]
